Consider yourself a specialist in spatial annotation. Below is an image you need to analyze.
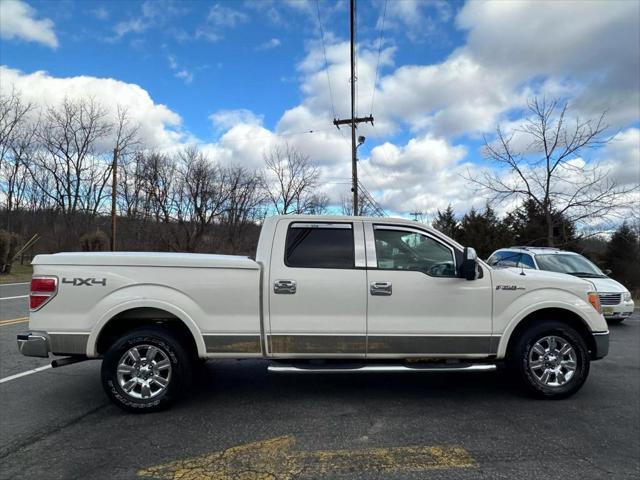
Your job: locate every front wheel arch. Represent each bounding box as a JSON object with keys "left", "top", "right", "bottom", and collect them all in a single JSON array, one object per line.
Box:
[{"left": 504, "top": 308, "right": 596, "bottom": 360}]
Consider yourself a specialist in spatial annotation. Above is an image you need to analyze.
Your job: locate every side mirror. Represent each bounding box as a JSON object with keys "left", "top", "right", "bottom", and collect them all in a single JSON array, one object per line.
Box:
[
  {"left": 461, "top": 247, "right": 479, "bottom": 281},
  {"left": 604, "top": 269, "right": 612, "bottom": 276}
]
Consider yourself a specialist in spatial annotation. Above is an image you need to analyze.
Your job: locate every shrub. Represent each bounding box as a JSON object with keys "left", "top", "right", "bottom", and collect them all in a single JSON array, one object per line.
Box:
[
  {"left": 0, "top": 230, "right": 21, "bottom": 274},
  {"left": 80, "top": 229, "right": 109, "bottom": 252}
]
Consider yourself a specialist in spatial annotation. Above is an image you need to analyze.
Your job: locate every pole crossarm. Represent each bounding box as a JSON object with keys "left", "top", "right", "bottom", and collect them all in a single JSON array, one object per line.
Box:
[{"left": 333, "top": 115, "right": 374, "bottom": 128}]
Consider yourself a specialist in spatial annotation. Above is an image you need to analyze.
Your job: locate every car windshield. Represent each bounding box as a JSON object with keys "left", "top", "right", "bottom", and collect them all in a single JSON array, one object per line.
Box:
[{"left": 534, "top": 254, "right": 605, "bottom": 277}]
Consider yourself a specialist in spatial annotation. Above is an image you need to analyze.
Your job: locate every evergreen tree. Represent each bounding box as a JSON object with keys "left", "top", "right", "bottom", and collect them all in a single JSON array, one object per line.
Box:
[
  {"left": 458, "top": 204, "right": 514, "bottom": 258},
  {"left": 432, "top": 205, "right": 460, "bottom": 241},
  {"left": 605, "top": 222, "right": 640, "bottom": 294},
  {"left": 503, "top": 200, "right": 577, "bottom": 247}
]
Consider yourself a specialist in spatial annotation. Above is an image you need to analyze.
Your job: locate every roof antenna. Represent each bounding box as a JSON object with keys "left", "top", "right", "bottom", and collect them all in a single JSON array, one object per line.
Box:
[{"left": 519, "top": 254, "right": 526, "bottom": 276}]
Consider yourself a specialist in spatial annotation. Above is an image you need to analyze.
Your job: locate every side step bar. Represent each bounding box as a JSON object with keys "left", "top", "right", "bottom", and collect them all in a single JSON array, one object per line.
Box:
[{"left": 268, "top": 363, "right": 497, "bottom": 374}]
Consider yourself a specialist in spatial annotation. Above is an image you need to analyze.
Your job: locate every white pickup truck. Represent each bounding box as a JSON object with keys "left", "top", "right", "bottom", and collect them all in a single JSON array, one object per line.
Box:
[{"left": 18, "top": 215, "right": 609, "bottom": 412}]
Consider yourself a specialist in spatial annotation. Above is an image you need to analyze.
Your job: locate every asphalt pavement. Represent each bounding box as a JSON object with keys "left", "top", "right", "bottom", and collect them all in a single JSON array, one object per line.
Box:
[{"left": 0, "top": 291, "right": 638, "bottom": 480}]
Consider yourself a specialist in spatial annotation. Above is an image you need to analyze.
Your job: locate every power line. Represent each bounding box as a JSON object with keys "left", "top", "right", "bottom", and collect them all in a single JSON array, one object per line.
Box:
[
  {"left": 358, "top": 180, "right": 387, "bottom": 216},
  {"left": 370, "top": 0, "right": 388, "bottom": 116},
  {"left": 315, "top": 0, "right": 337, "bottom": 120}
]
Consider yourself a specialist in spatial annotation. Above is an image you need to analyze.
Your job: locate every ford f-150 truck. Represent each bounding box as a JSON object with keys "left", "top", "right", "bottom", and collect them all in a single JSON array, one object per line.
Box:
[{"left": 18, "top": 215, "right": 609, "bottom": 412}]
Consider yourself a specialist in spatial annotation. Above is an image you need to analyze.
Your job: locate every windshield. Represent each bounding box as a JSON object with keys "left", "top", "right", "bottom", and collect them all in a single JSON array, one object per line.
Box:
[{"left": 534, "top": 254, "right": 605, "bottom": 277}]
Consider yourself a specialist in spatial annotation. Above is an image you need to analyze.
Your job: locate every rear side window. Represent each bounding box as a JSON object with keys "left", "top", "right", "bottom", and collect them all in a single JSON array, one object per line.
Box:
[{"left": 285, "top": 224, "right": 354, "bottom": 269}]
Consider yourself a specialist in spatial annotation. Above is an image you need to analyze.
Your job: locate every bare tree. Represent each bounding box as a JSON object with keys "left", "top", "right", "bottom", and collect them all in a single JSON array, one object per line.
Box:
[
  {"left": 173, "top": 148, "right": 229, "bottom": 251},
  {"left": 219, "top": 165, "right": 265, "bottom": 253},
  {"left": 110, "top": 106, "right": 141, "bottom": 249},
  {"left": 27, "top": 97, "right": 113, "bottom": 220},
  {"left": 0, "top": 90, "right": 36, "bottom": 228},
  {"left": 261, "top": 143, "right": 325, "bottom": 215},
  {"left": 467, "top": 98, "right": 637, "bottom": 246},
  {"left": 138, "top": 148, "right": 231, "bottom": 251}
]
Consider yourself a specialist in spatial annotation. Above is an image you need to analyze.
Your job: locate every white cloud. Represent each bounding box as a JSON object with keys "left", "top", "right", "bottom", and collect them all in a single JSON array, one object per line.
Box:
[
  {"left": 196, "top": 3, "right": 248, "bottom": 42},
  {"left": 381, "top": 0, "right": 453, "bottom": 43},
  {"left": 597, "top": 128, "right": 640, "bottom": 188},
  {"left": 209, "top": 108, "right": 264, "bottom": 133},
  {"left": 174, "top": 69, "right": 193, "bottom": 84},
  {"left": 167, "top": 54, "right": 194, "bottom": 84},
  {"left": 0, "top": 66, "right": 184, "bottom": 150},
  {"left": 112, "top": 0, "right": 189, "bottom": 41},
  {"left": 360, "top": 134, "right": 475, "bottom": 214},
  {"left": 90, "top": 6, "right": 110, "bottom": 21},
  {"left": 256, "top": 38, "right": 281, "bottom": 51},
  {"left": 0, "top": 0, "right": 58, "bottom": 49}
]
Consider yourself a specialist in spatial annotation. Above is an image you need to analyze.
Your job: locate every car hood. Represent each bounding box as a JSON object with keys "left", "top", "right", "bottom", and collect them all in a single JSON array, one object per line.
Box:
[
  {"left": 492, "top": 267, "right": 593, "bottom": 295},
  {"left": 578, "top": 276, "right": 628, "bottom": 293}
]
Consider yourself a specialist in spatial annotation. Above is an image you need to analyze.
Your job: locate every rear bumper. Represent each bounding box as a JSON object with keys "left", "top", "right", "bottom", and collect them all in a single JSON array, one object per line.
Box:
[
  {"left": 17, "top": 331, "right": 50, "bottom": 358},
  {"left": 591, "top": 331, "right": 609, "bottom": 360},
  {"left": 17, "top": 331, "right": 89, "bottom": 357}
]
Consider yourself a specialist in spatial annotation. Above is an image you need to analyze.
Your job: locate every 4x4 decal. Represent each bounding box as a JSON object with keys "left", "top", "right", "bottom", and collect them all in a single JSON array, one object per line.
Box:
[{"left": 62, "top": 278, "right": 107, "bottom": 286}]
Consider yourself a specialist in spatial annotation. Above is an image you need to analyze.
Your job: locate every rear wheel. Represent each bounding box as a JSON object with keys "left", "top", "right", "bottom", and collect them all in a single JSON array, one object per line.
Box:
[
  {"left": 510, "top": 321, "right": 590, "bottom": 399},
  {"left": 101, "top": 327, "right": 192, "bottom": 412}
]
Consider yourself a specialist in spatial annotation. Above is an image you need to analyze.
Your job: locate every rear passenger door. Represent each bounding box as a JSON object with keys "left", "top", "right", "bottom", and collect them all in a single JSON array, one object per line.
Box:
[{"left": 267, "top": 220, "right": 367, "bottom": 358}]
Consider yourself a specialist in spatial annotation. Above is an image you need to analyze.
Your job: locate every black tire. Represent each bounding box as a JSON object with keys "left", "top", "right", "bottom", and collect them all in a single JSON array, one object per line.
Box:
[
  {"left": 607, "top": 317, "right": 625, "bottom": 325},
  {"left": 509, "top": 321, "right": 590, "bottom": 399},
  {"left": 101, "top": 327, "right": 193, "bottom": 413}
]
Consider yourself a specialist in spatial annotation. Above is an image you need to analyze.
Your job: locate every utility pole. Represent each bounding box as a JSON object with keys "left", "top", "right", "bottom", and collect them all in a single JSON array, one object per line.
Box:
[
  {"left": 410, "top": 211, "right": 423, "bottom": 222},
  {"left": 333, "top": 0, "right": 373, "bottom": 216},
  {"left": 111, "top": 147, "right": 117, "bottom": 251}
]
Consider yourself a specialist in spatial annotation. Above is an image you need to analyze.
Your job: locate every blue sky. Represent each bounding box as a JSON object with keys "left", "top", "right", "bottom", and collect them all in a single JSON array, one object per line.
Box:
[
  {"left": 1, "top": 0, "right": 638, "bottom": 220},
  {"left": 0, "top": 0, "right": 464, "bottom": 141}
]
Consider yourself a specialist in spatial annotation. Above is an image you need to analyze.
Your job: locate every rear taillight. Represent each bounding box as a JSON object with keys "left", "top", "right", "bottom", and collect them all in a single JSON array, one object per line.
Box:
[{"left": 30, "top": 276, "right": 57, "bottom": 311}]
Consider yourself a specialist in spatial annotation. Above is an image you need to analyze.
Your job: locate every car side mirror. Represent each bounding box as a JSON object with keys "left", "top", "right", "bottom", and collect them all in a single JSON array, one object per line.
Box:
[
  {"left": 461, "top": 247, "right": 479, "bottom": 281},
  {"left": 604, "top": 269, "right": 612, "bottom": 276}
]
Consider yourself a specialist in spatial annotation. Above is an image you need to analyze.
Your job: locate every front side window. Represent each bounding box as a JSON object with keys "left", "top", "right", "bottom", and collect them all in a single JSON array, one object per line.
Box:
[
  {"left": 285, "top": 224, "right": 354, "bottom": 269},
  {"left": 374, "top": 228, "right": 455, "bottom": 277},
  {"left": 489, "top": 251, "right": 531, "bottom": 268},
  {"left": 519, "top": 254, "right": 536, "bottom": 269}
]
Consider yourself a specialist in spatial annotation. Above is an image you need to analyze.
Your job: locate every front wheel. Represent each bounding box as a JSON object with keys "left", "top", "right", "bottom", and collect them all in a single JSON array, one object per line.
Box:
[
  {"left": 510, "top": 321, "right": 590, "bottom": 399},
  {"left": 607, "top": 317, "right": 625, "bottom": 325},
  {"left": 101, "top": 327, "right": 192, "bottom": 412}
]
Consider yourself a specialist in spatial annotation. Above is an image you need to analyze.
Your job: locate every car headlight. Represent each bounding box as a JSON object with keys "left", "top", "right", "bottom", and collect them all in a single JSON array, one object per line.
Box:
[{"left": 623, "top": 291, "right": 632, "bottom": 302}]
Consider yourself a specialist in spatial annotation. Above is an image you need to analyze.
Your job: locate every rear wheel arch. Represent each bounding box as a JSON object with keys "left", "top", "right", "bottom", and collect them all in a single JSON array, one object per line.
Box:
[
  {"left": 504, "top": 308, "right": 596, "bottom": 360},
  {"left": 95, "top": 307, "right": 201, "bottom": 359}
]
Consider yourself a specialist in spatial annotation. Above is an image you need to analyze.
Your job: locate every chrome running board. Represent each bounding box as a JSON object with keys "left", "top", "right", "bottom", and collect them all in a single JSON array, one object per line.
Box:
[{"left": 268, "top": 363, "right": 497, "bottom": 374}]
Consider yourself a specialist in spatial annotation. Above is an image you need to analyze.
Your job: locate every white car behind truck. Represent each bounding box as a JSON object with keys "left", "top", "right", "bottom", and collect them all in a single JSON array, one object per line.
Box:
[
  {"left": 18, "top": 215, "right": 609, "bottom": 412},
  {"left": 487, "top": 247, "right": 635, "bottom": 323}
]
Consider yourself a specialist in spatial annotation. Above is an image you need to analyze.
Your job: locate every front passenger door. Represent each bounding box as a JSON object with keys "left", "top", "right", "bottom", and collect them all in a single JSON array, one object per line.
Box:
[{"left": 365, "top": 224, "right": 493, "bottom": 357}]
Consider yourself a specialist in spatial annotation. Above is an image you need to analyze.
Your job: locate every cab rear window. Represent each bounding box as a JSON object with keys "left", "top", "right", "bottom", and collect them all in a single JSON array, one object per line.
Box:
[{"left": 285, "top": 224, "right": 354, "bottom": 269}]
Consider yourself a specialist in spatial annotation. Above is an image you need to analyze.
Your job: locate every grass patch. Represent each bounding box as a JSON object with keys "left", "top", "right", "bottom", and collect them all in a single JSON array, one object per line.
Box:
[{"left": 0, "top": 263, "right": 33, "bottom": 284}]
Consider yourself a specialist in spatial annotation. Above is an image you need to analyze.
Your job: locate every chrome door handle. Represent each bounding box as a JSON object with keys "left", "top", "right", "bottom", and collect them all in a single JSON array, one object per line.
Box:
[
  {"left": 370, "top": 281, "right": 392, "bottom": 296},
  {"left": 274, "top": 279, "right": 297, "bottom": 294}
]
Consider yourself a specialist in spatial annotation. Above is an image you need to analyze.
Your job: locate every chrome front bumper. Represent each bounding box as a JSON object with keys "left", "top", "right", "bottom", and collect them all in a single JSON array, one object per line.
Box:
[{"left": 17, "top": 331, "right": 50, "bottom": 358}]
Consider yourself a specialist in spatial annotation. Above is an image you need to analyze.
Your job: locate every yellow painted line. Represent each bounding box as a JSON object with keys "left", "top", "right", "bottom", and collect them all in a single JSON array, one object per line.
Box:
[
  {"left": 0, "top": 317, "right": 29, "bottom": 327},
  {"left": 138, "top": 435, "right": 476, "bottom": 480}
]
